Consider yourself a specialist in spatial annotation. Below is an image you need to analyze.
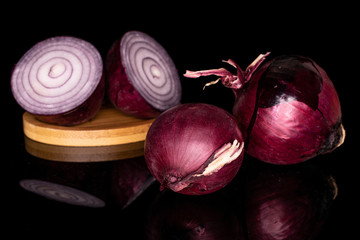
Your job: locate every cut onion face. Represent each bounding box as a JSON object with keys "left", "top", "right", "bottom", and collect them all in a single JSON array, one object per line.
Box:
[
  {"left": 106, "top": 31, "right": 181, "bottom": 118},
  {"left": 11, "top": 36, "right": 104, "bottom": 126}
]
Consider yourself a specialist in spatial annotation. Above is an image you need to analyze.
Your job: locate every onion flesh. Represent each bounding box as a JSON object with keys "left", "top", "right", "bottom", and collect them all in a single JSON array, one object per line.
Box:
[
  {"left": 144, "top": 103, "right": 244, "bottom": 195},
  {"left": 184, "top": 54, "right": 345, "bottom": 164},
  {"left": 11, "top": 36, "right": 104, "bottom": 126},
  {"left": 106, "top": 31, "right": 181, "bottom": 118}
]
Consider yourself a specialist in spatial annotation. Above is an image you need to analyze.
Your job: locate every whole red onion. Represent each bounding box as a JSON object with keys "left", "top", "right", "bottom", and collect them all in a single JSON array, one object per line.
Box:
[
  {"left": 185, "top": 54, "right": 345, "bottom": 164},
  {"left": 144, "top": 103, "right": 245, "bottom": 195}
]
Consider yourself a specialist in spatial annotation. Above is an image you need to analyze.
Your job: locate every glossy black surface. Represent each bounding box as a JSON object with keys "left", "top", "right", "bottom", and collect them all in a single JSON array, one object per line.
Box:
[{"left": 4, "top": 4, "right": 356, "bottom": 239}]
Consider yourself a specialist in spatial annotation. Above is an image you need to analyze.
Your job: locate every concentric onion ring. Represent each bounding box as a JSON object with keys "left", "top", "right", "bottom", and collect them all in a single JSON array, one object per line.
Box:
[
  {"left": 11, "top": 36, "right": 103, "bottom": 115},
  {"left": 19, "top": 179, "right": 105, "bottom": 208},
  {"left": 120, "top": 31, "right": 181, "bottom": 111}
]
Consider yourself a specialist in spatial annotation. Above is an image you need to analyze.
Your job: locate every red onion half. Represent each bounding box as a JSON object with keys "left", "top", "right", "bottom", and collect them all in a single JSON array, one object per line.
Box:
[
  {"left": 106, "top": 31, "right": 181, "bottom": 118},
  {"left": 144, "top": 103, "right": 245, "bottom": 195},
  {"left": 11, "top": 36, "right": 104, "bottom": 126},
  {"left": 185, "top": 54, "right": 345, "bottom": 164}
]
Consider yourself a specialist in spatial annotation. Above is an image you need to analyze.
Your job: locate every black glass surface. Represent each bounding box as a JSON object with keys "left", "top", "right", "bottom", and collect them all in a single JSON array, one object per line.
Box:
[{"left": 3, "top": 6, "right": 356, "bottom": 239}]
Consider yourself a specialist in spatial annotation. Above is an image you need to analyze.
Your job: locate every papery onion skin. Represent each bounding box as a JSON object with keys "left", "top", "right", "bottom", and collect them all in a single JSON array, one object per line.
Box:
[
  {"left": 233, "top": 55, "right": 344, "bottom": 164},
  {"left": 144, "top": 103, "right": 244, "bottom": 195},
  {"left": 106, "top": 31, "right": 182, "bottom": 119},
  {"left": 11, "top": 36, "right": 104, "bottom": 126},
  {"left": 244, "top": 161, "right": 337, "bottom": 240}
]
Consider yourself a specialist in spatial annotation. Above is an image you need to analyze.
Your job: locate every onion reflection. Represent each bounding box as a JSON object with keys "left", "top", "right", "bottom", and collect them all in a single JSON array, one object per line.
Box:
[
  {"left": 145, "top": 190, "right": 244, "bottom": 240},
  {"left": 111, "top": 157, "right": 155, "bottom": 208},
  {"left": 243, "top": 161, "right": 337, "bottom": 240},
  {"left": 19, "top": 179, "right": 106, "bottom": 208},
  {"left": 20, "top": 137, "right": 155, "bottom": 208}
]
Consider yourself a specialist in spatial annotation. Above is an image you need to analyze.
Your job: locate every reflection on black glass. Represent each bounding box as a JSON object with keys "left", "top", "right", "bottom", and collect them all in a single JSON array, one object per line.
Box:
[
  {"left": 111, "top": 158, "right": 155, "bottom": 208},
  {"left": 19, "top": 179, "right": 106, "bottom": 207},
  {"left": 20, "top": 136, "right": 337, "bottom": 239},
  {"left": 146, "top": 189, "right": 244, "bottom": 240},
  {"left": 20, "top": 137, "right": 155, "bottom": 209},
  {"left": 24, "top": 136, "right": 145, "bottom": 162},
  {"left": 243, "top": 161, "right": 337, "bottom": 240},
  {"left": 145, "top": 159, "right": 337, "bottom": 240}
]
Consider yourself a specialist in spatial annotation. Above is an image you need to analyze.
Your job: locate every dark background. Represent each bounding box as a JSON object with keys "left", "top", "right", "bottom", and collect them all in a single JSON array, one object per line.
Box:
[{"left": 3, "top": 3, "right": 357, "bottom": 239}]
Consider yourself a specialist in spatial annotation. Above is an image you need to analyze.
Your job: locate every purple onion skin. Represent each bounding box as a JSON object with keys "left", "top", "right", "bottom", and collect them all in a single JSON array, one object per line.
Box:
[
  {"left": 35, "top": 75, "right": 105, "bottom": 126},
  {"left": 144, "top": 103, "right": 244, "bottom": 195},
  {"left": 233, "top": 55, "right": 344, "bottom": 164},
  {"left": 244, "top": 162, "right": 336, "bottom": 240},
  {"left": 106, "top": 39, "right": 160, "bottom": 119}
]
